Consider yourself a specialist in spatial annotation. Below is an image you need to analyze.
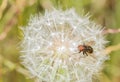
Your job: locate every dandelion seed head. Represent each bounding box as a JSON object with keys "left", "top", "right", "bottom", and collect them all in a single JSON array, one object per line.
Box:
[{"left": 21, "top": 9, "right": 108, "bottom": 82}]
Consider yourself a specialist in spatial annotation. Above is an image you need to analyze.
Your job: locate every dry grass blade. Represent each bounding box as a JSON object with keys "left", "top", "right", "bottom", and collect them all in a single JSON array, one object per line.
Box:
[
  {"left": 105, "top": 43, "right": 120, "bottom": 54},
  {"left": 103, "top": 28, "right": 120, "bottom": 34}
]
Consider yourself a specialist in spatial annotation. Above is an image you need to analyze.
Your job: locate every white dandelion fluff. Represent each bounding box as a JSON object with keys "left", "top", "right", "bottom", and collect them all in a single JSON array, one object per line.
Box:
[{"left": 20, "top": 9, "right": 108, "bottom": 82}]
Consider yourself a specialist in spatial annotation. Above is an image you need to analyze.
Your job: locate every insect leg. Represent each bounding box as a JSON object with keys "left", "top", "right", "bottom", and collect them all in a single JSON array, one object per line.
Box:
[
  {"left": 83, "top": 51, "right": 85, "bottom": 55},
  {"left": 79, "top": 51, "right": 81, "bottom": 53},
  {"left": 85, "top": 52, "right": 88, "bottom": 56},
  {"left": 83, "top": 51, "right": 88, "bottom": 56}
]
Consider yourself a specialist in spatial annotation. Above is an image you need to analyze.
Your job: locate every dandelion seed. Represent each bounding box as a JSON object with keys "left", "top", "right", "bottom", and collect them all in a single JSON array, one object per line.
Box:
[{"left": 20, "top": 9, "right": 108, "bottom": 82}]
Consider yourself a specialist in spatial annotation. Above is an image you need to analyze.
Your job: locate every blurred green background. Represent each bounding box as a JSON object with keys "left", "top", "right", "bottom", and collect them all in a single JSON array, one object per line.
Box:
[{"left": 0, "top": 0, "right": 120, "bottom": 82}]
